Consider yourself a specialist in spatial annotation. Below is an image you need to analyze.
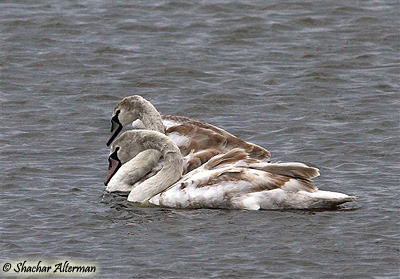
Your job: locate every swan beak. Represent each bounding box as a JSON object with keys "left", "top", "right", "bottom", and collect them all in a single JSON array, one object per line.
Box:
[
  {"left": 104, "top": 149, "right": 122, "bottom": 186},
  {"left": 106, "top": 113, "right": 122, "bottom": 146}
]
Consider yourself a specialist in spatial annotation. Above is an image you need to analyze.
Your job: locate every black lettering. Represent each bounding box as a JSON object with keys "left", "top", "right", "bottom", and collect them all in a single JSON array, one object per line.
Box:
[
  {"left": 13, "top": 262, "right": 24, "bottom": 272},
  {"left": 53, "top": 263, "right": 62, "bottom": 273}
]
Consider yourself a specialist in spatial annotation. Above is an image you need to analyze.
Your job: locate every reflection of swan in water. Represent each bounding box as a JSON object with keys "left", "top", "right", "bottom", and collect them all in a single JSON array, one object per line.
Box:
[{"left": 105, "top": 130, "right": 356, "bottom": 210}]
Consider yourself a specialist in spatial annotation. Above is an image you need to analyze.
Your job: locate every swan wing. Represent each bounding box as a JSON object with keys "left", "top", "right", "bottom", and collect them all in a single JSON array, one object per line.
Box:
[
  {"left": 152, "top": 164, "right": 318, "bottom": 209},
  {"left": 248, "top": 162, "right": 320, "bottom": 181},
  {"left": 167, "top": 123, "right": 227, "bottom": 155},
  {"left": 163, "top": 115, "right": 270, "bottom": 160}
]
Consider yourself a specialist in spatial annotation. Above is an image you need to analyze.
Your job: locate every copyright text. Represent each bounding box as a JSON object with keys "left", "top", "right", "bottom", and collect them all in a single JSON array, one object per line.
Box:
[{"left": 2, "top": 260, "right": 96, "bottom": 276}]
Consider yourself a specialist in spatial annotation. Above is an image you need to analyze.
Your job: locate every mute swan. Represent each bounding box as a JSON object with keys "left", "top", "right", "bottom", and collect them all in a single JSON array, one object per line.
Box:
[
  {"left": 105, "top": 130, "right": 356, "bottom": 210},
  {"left": 106, "top": 95, "right": 270, "bottom": 160},
  {"left": 105, "top": 141, "right": 223, "bottom": 193}
]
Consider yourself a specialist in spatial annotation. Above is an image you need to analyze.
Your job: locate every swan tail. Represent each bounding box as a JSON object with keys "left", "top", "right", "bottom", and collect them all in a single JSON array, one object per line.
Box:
[
  {"left": 303, "top": 190, "right": 357, "bottom": 205},
  {"left": 238, "top": 189, "right": 356, "bottom": 210}
]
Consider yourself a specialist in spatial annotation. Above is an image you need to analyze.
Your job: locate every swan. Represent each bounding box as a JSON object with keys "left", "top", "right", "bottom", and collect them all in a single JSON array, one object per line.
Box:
[
  {"left": 106, "top": 95, "right": 270, "bottom": 160},
  {"left": 105, "top": 141, "right": 224, "bottom": 193},
  {"left": 105, "top": 130, "right": 356, "bottom": 210},
  {"left": 105, "top": 95, "right": 271, "bottom": 192}
]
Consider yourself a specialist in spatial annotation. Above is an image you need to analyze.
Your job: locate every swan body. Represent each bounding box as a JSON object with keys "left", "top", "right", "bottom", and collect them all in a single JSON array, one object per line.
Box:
[{"left": 106, "top": 130, "right": 356, "bottom": 210}]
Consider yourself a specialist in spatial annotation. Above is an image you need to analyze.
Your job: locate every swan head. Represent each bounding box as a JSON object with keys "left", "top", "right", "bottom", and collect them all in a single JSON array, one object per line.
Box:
[
  {"left": 104, "top": 133, "right": 145, "bottom": 186},
  {"left": 106, "top": 95, "right": 164, "bottom": 146},
  {"left": 104, "top": 147, "right": 121, "bottom": 186},
  {"left": 104, "top": 130, "right": 183, "bottom": 186},
  {"left": 106, "top": 96, "right": 145, "bottom": 146}
]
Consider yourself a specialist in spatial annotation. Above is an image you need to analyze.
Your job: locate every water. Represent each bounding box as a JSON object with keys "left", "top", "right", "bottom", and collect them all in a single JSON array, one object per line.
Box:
[{"left": 1, "top": 0, "right": 399, "bottom": 278}]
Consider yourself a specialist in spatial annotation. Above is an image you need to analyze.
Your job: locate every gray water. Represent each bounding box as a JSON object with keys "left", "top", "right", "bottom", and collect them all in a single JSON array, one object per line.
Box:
[{"left": 1, "top": 1, "right": 399, "bottom": 278}]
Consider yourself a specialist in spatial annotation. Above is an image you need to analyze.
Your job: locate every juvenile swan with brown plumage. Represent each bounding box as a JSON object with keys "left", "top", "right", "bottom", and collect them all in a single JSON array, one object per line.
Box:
[
  {"left": 105, "top": 130, "right": 356, "bottom": 210},
  {"left": 106, "top": 95, "right": 270, "bottom": 160}
]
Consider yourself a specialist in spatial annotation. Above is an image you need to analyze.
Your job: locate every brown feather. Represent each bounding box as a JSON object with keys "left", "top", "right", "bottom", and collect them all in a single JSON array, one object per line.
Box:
[
  {"left": 183, "top": 149, "right": 221, "bottom": 174},
  {"left": 193, "top": 166, "right": 316, "bottom": 193},
  {"left": 167, "top": 124, "right": 227, "bottom": 155},
  {"left": 163, "top": 115, "right": 270, "bottom": 160},
  {"left": 248, "top": 162, "right": 320, "bottom": 182},
  {"left": 203, "top": 148, "right": 249, "bottom": 170}
]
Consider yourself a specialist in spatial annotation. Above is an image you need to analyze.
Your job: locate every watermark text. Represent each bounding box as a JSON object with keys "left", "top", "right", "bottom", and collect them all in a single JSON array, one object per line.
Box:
[{"left": 1, "top": 260, "right": 97, "bottom": 276}]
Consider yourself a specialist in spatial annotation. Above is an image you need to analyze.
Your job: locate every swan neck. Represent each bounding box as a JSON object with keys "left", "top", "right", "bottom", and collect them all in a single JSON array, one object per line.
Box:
[
  {"left": 139, "top": 99, "right": 165, "bottom": 133},
  {"left": 128, "top": 150, "right": 183, "bottom": 203},
  {"left": 106, "top": 149, "right": 161, "bottom": 192}
]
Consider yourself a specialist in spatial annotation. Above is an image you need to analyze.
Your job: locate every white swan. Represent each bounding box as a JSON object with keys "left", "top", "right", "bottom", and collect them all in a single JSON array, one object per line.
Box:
[
  {"left": 105, "top": 130, "right": 356, "bottom": 210},
  {"left": 106, "top": 95, "right": 270, "bottom": 160}
]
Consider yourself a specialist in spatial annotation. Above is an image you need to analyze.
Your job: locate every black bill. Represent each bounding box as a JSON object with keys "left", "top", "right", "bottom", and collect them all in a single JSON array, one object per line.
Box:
[
  {"left": 104, "top": 147, "right": 122, "bottom": 186},
  {"left": 106, "top": 111, "right": 122, "bottom": 147}
]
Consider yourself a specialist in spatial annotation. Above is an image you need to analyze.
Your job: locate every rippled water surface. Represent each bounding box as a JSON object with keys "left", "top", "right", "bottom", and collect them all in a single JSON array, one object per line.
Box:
[{"left": 1, "top": 1, "right": 399, "bottom": 278}]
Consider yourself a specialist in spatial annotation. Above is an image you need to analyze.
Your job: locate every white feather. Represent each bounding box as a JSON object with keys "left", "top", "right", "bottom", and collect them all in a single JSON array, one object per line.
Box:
[
  {"left": 162, "top": 119, "right": 180, "bottom": 129},
  {"left": 132, "top": 119, "right": 146, "bottom": 129},
  {"left": 168, "top": 132, "right": 191, "bottom": 148}
]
